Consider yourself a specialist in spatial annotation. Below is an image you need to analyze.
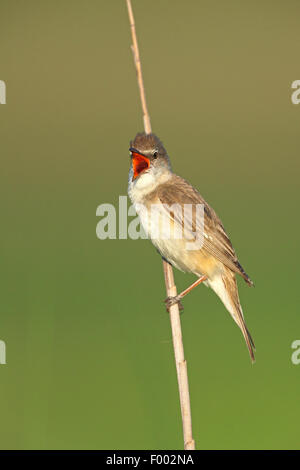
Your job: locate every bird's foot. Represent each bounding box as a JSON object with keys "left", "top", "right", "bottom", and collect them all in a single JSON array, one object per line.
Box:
[{"left": 164, "top": 296, "right": 184, "bottom": 314}]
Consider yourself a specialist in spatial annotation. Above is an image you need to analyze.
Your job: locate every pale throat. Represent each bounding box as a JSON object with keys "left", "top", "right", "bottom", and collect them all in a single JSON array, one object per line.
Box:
[{"left": 129, "top": 166, "right": 172, "bottom": 203}]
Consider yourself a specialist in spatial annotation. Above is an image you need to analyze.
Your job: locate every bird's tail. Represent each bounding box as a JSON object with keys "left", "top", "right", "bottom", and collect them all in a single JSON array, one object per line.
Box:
[{"left": 208, "top": 268, "right": 255, "bottom": 363}]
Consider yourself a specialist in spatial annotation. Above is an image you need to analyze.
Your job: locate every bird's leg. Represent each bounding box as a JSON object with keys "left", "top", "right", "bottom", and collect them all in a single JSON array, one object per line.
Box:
[
  {"left": 177, "top": 275, "right": 208, "bottom": 299},
  {"left": 164, "top": 275, "right": 207, "bottom": 313}
]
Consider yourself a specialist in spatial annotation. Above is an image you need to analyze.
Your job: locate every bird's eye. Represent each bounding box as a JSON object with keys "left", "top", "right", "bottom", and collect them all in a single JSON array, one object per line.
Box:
[{"left": 153, "top": 151, "right": 158, "bottom": 158}]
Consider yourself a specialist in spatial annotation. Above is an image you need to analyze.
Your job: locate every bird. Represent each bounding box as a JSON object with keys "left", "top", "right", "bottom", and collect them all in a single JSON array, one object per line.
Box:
[{"left": 128, "top": 132, "right": 255, "bottom": 362}]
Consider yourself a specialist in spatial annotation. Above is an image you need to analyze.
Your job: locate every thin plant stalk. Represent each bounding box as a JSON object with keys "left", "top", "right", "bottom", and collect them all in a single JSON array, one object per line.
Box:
[{"left": 125, "top": 0, "right": 195, "bottom": 450}]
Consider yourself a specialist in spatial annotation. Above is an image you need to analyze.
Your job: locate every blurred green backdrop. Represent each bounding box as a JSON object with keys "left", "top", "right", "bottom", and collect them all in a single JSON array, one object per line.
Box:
[{"left": 0, "top": 0, "right": 299, "bottom": 450}]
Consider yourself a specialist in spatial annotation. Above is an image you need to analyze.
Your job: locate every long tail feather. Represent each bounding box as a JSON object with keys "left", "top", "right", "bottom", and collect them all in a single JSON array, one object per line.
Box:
[{"left": 208, "top": 268, "right": 255, "bottom": 363}]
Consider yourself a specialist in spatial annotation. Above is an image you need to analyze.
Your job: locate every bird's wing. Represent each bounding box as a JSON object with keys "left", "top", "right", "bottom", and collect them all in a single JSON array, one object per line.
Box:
[{"left": 157, "top": 175, "right": 253, "bottom": 285}]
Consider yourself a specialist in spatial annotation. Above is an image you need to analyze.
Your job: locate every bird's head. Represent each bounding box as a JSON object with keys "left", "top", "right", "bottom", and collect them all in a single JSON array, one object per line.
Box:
[{"left": 129, "top": 132, "right": 171, "bottom": 181}]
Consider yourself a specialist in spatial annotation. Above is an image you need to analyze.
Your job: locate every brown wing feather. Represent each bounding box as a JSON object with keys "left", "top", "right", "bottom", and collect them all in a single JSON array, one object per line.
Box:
[{"left": 156, "top": 174, "right": 253, "bottom": 286}]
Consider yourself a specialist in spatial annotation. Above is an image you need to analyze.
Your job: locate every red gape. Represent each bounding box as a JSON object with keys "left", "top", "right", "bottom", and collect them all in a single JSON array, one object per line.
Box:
[{"left": 132, "top": 153, "right": 150, "bottom": 178}]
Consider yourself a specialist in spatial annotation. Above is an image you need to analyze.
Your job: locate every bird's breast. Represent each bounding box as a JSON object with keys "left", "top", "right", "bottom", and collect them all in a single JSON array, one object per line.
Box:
[{"left": 133, "top": 198, "right": 220, "bottom": 277}]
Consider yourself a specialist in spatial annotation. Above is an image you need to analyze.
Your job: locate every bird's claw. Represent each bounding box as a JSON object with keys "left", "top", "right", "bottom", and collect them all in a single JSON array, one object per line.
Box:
[{"left": 164, "top": 296, "right": 184, "bottom": 314}]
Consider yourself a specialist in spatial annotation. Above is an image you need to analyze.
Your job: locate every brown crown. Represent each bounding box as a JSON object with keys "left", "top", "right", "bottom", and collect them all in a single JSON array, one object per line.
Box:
[{"left": 131, "top": 133, "right": 167, "bottom": 154}]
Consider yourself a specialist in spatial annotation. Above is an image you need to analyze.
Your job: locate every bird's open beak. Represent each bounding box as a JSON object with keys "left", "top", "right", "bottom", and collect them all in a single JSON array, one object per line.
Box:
[{"left": 129, "top": 147, "right": 150, "bottom": 179}]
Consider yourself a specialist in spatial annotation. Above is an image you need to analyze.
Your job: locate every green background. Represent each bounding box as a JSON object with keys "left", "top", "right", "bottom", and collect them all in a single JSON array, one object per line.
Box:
[{"left": 0, "top": 0, "right": 299, "bottom": 450}]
